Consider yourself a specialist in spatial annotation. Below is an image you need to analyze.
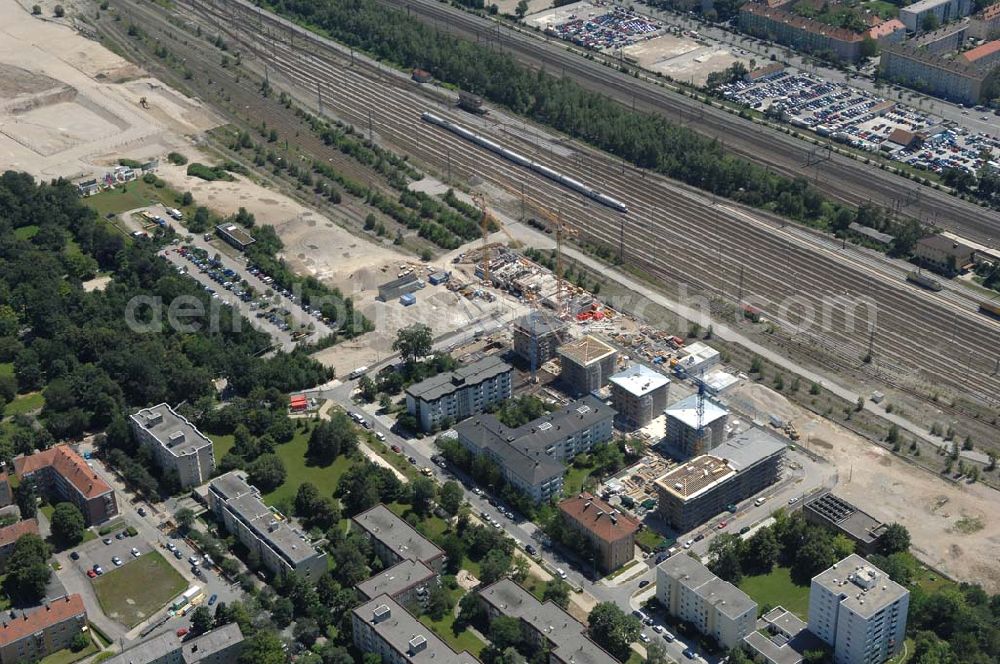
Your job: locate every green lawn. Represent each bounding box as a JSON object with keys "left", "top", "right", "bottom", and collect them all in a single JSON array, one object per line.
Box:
[
  {"left": 209, "top": 433, "right": 235, "bottom": 460},
  {"left": 37, "top": 640, "right": 98, "bottom": 664},
  {"left": 91, "top": 551, "right": 186, "bottom": 628},
  {"left": 82, "top": 180, "right": 173, "bottom": 218},
  {"left": 262, "top": 426, "right": 359, "bottom": 507},
  {"left": 0, "top": 363, "right": 11, "bottom": 378},
  {"left": 635, "top": 528, "right": 670, "bottom": 552},
  {"left": 14, "top": 225, "right": 40, "bottom": 240},
  {"left": 738, "top": 566, "right": 811, "bottom": 620},
  {"left": 563, "top": 463, "right": 594, "bottom": 496},
  {"left": 4, "top": 391, "right": 44, "bottom": 416},
  {"left": 417, "top": 586, "right": 486, "bottom": 657},
  {"left": 519, "top": 574, "right": 547, "bottom": 602},
  {"left": 386, "top": 502, "right": 450, "bottom": 541}
]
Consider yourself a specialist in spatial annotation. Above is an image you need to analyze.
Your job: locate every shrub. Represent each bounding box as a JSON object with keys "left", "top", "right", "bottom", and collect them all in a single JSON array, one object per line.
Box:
[
  {"left": 187, "top": 163, "right": 235, "bottom": 182},
  {"left": 54, "top": 4, "right": 65, "bottom": 17},
  {"left": 167, "top": 152, "right": 188, "bottom": 166},
  {"left": 32, "top": 4, "right": 41, "bottom": 14}
]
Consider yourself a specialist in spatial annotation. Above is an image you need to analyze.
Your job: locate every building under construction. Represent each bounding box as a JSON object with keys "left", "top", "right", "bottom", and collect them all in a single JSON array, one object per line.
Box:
[
  {"left": 655, "top": 428, "right": 786, "bottom": 532},
  {"left": 558, "top": 335, "right": 618, "bottom": 396},
  {"left": 608, "top": 363, "right": 670, "bottom": 429},
  {"left": 665, "top": 393, "right": 729, "bottom": 458},
  {"left": 512, "top": 312, "right": 567, "bottom": 371}
]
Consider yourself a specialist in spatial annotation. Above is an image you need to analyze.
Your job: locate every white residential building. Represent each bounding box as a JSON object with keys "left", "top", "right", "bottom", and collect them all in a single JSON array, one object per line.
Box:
[
  {"left": 131, "top": 404, "right": 215, "bottom": 488},
  {"left": 656, "top": 554, "right": 757, "bottom": 649},
  {"left": 404, "top": 356, "right": 512, "bottom": 432},
  {"left": 808, "top": 554, "right": 909, "bottom": 664}
]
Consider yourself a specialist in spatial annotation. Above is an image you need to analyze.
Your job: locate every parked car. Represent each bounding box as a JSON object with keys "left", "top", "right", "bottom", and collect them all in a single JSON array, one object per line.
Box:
[
  {"left": 374, "top": 432, "right": 386, "bottom": 442},
  {"left": 115, "top": 532, "right": 125, "bottom": 540},
  {"left": 390, "top": 444, "right": 401, "bottom": 453},
  {"left": 638, "top": 580, "right": 650, "bottom": 588},
  {"left": 683, "top": 648, "right": 696, "bottom": 659},
  {"left": 112, "top": 556, "right": 123, "bottom": 566},
  {"left": 557, "top": 569, "right": 567, "bottom": 580},
  {"left": 131, "top": 548, "right": 141, "bottom": 558},
  {"left": 639, "top": 633, "right": 650, "bottom": 644},
  {"left": 652, "top": 625, "right": 664, "bottom": 634},
  {"left": 102, "top": 538, "right": 112, "bottom": 545},
  {"left": 93, "top": 565, "right": 104, "bottom": 575},
  {"left": 176, "top": 628, "right": 189, "bottom": 637},
  {"left": 86, "top": 569, "right": 97, "bottom": 578},
  {"left": 137, "top": 507, "right": 146, "bottom": 516},
  {"left": 717, "top": 521, "right": 727, "bottom": 529},
  {"left": 740, "top": 526, "right": 751, "bottom": 534},
  {"left": 174, "top": 550, "right": 183, "bottom": 559},
  {"left": 70, "top": 551, "right": 79, "bottom": 560},
  {"left": 525, "top": 544, "right": 536, "bottom": 556},
  {"left": 208, "top": 594, "right": 218, "bottom": 606}
]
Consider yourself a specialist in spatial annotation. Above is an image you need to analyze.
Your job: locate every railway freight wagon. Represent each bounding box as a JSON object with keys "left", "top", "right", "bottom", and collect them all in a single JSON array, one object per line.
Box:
[
  {"left": 906, "top": 271, "right": 942, "bottom": 291},
  {"left": 421, "top": 111, "right": 629, "bottom": 213},
  {"left": 980, "top": 300, "right": 1000, "bottom": 319}
]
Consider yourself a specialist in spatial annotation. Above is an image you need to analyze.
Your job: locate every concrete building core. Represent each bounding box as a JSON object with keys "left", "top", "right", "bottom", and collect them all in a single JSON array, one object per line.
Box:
[
  {"left": 558, "top": 335, "right": 618, "bottom": 396},
  {"left": 608, "top": 363, "right": 670, "bottom": 429},
  {"left": 666, "top": 393, "right": 729, "bottom": 457},
  {"left": 512, "top": 311, "right": 567, "bottom": 370}
]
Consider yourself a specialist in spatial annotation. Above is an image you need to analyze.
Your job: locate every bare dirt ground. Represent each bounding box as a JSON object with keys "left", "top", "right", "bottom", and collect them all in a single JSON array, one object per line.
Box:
[
  {"left": 623, "top": 34, "right": 752, "bottom": 86},
  {"left": 0, "top": 0, "right": 217, "bottom": 180},
  {"left": 730, "top": 381, "right": 1000, "bottom": 592}
]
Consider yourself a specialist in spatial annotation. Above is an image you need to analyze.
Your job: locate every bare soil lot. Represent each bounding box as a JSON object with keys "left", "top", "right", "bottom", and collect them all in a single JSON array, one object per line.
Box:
[{"left": 731, "top": 381, "right": 1000, "bottom": 592}]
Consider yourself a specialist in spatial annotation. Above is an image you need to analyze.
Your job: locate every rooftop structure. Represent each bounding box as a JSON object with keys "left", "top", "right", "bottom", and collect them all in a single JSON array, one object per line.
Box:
[
  {"left": 405, "top": 355, "right": 512, "bottom": 432},
  {"left": 558, "top": 492, "right": 639, "bottom": 573},
  {"left": 608, "top": 363, "right": 670, "bottom": 397},
  {"left": 656, "top": 555, "right": 757, "bottom": 649},
  {"left": 802, "top": 492, "right": 887, "bottom": 554},
  {"left": 103, "top": 623, "right": 245, "bottom": 664},
  {"left": 673, "top": 341, "right": 721, "bottom": 375},
  {"left": 131, "top": 403, "right": 215, "bottom": 489},
  {"left": 207, "top": 472, "right": 327, "bottom": 580},
  {"left": 352, "top": 595, "right": 478, "bottom": 664},
  {"left": 744, "top": 606, "right": 826, "bottom": 664},
  {"left": 478, "top": 579, "right": 618, "bottom": 664},
  {"left": 899, "top": 0, "right": 972, "bottom": 33},
  {"left": 558, "top": 335, "right": 618, "bottom": 395},
  {"left": 962, "top": 39, "right": 1000, "bottom": 64},
  {"left": 14, "top": 445, "right": 118, "bottom": 525},
  {"left": 453, "top": 395, "right": 614, "bottom": 502},
  {"left": 353, "top": 504, "right": 445, "bottom": 572}
]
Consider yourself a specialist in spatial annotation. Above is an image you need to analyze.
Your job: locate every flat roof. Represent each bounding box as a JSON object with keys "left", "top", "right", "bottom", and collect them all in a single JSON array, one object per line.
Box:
[
  {"left": 656, "top": 428, "right": 787, "bottom": 500},
  {"left": 513, "top": 311, "right": 566, "bottom": 337},
  {"left": 215, "top": 223, "right": 255, "bottom": 245},
  {"left": 356, "top": 559, "right": 436, "bottom": 600},
  {"left": 379, "top": 272, "right": 419, "bottom": 291},
  {"left": 353, "top": 505, "right": 444, "bottom": 566},
  {"left": 803, "top": 492, "right": 885, "bottom": 544},
  {"left": 131, "top": 403, "right": 213, "bottom": 457},
  {"left": 666, "top": 393, "right": 728, "bottom": 429},
  {"left": 353, "top": 595, "right": 477, "bottom": 663},
  {"left": 608, "top": 363, "right": 670, "bottom": 397},
  {"left": 902, "top": 0, "right": 958, "bottom": 12},
  {"left": 658, "top": 555, "right": 756, "bottom": 619},
  {"left": 405, "top": 355, "right": 511, "bottom": 403},
  {"left": 812, "top": 554, "right": 909, "bottom": 618},
  {"left": 558, "top": 335, "right": 617, "bottom": 367},
  {"left": 209, "top": 472, "right": 323, "bottom": 566}
]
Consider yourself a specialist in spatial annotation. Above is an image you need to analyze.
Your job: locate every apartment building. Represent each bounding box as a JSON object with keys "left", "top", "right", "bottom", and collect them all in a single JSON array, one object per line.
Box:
[
  {"left": 356, "top": 559, "right": 438, "bottom": 606},
  {"left": 899, "top": 0, "right": 972, "bottom": 33},
  {"left": 0, "top": 595, "right": 87, "bottom": 664},
  {"left": 608, "top": 363, "right": 670, "bottom": 429},
  {"left": 665, "top": 392, "right": 728, "bottom": 458},
  {"left": 453, "top": 395, "right": 615, "bottom": 502},
  {"left": 207, "top": 472, "right": 327, "bottom": 581},
  {"left": 405, "top": 355, "right": 513, "bottom": 432},
  {"left": 880, "top": 44, "right": 988, "bottom": 105},
  {"left": 808, "top": 554, "right": 909, "bottom": 664},
  {"left": 131, "top": 404, "right": 216, "bottom": 489},
  {"left": 103, "top": 623, "right": 245, "bottom": 664},
  {"left": 478, "top": 579, "right": 619, "bottom": 664},
  {"left": 656, "top": 555, "right": 757, "bottom": 649},
  {"left": 962, "top": 39, "right": 1000, "bottom": 67},
  {"left": 739, "top": 3, "right": 865, "bottom": 62},
  {"left": 558, "top": 493, "right": 639, "bottom": 573},
  {"left": 558, "top": 335, "right": 618, "bottom": 396},
  {"left": 0, "top": 519, "right": 39, "bottom": 562},
  {"left": 14, "top": 445, "right": 118, "bottom": 525},
  {"left": 655, "top": 428, "right": 786, "bottom": 532},
  {"left": 352, "top": 504, "right": 446, "bottom": 573},
  {"left": 970, "top": 2, "right": 1000, "bottom": 39},
  {"left": 352, "top": 595, "right": 479, "bottom": 664},
  {"left": 512, "top": 312, "right": 566, "bottom": 370}
]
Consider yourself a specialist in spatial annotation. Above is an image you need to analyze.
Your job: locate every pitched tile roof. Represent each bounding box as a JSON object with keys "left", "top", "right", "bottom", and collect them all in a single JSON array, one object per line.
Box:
[
  {"left": 0, "top": 518, "right": 39, "bottom": 548},
  {"left": 962, "top": 39, "right": 1000, "bottom": 62},
  {"left": 14, "top": 444, "right": 112, "bottom": 499},
  {"left": 559, "top": 492, "right": 639, "bottom": 543},
  {"left": 0, "top": 594, "right": 86, "bottom": 646}
]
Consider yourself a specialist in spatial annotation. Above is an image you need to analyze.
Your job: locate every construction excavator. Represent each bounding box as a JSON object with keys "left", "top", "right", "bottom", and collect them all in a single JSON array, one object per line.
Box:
[{"left": 138, "top": 97, "right": 149, "bottom": 109}]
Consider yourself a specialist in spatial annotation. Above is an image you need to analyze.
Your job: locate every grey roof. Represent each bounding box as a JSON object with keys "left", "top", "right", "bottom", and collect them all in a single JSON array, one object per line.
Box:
[
  {"left": 609, "top": 363, "right": 670, "bottom": 397},
  {"left": 209, "top": 472, "right": 323, "bottom": 567},
  {"left": 131, "top": 403, "right": 213, "bottom": 457},
  {"left": 104, "top": 623, "right": 244, "bottom": 664},
  {"left": 479, "top": 580, "right": 618, "bottom": 664},
  {"left": 405, "top": 355, "right": 512, "bottom": 402},
  {"left": 379, "top": 272, "right": 419, "bottom": 291},
  {"left": 666, "top": 393, "right": 728, "bottom": 429},
  {"left": 658, "top": 555, "right": 756, "bottom": 619},
  {"left": 215, "top": 223, "right": 255, "bottom": 246},
  {"left": 453, "top": 395, "right": 613, "bottom": 486},
  {"left": 352, "top": 505, "right": 444, "bottom": 565},
  {"left": 848, "top": 223, "right": 894, "bottom": 245},
  {"left": 803, "top": 492, "right": 886, "bottom": 545},
  {"left": 917, "top": 234, "right": 976, "bottom": 257},
  {"left": 714, "top": 427, "right": 788, "bottom": 471},
  {"left": 812, "top": 554, "right": 909, "bottom": 618},
  {"left": 744, "top": 607, "right": 825, "bottom": 664},
  {"left": 513, "top": 311, "right": 566, "bottom": 337},
  {"left": 353, "top": 595, "right": 478, "bottom": 663},
  {"left": 356, "top": 559, "right": 436, "bottom": 600}
]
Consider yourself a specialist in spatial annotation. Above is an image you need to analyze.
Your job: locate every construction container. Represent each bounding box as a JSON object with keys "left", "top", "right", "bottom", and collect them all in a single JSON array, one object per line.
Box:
[
  {"left": 400, "top": 293, "right": 416, "bottom": 306},
  {"left": 429, "top": 271, "right": 450, "bottom": 286}
]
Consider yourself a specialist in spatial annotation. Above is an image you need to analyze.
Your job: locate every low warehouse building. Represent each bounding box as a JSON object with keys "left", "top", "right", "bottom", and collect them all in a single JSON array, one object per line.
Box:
[
  {"left": 377, "top": 273, "right": 422, "bottom": 302},
  {"left": 655, "top": 428, "right": 786, "bottom": 532},
  {"left": 215, "top": 223, "right": 255, "bottom": 251},
  {"left": 802, "top": 492, "right": 887, "bottom": 554}
]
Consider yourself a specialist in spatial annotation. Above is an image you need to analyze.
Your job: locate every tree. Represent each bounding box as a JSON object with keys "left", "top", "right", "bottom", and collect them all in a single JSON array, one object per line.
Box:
[
  {"left": 439, "top": 480, "right": 463, "bottom": 515},
  {"left": 31, "top": 4, "right": 40, "bottom": 14},
  {"left": 515, "top": 0, "right": 528, "bottom": 18},
  {"left": 647, "top": 641, "right": 670, "bottom": 664},
  {"left": 182, "top": 191, "right": 194, "bottom": 206},
  {"left": 176, "top": 507, "right": 196, "bottom": 532},
  {"left": 190, "top": 605, "right": 214, "bottom": 635},
  {"left": 880, "top": 523, "right": 911, "bottom": 556},
  {"left": 247, "top": 453, "right": 286, "bottom": 492},
  {"left": 708, "top": 534, "right": 744, "bottom": 583},
  {"left": 489, "top": 615, "right": 524, "bottom": 651},
  {"left": 587, "top": 602, "right": 641, "bottom": 662},
  {"left": 293, "top": 618, "right": 320, "bottom": 647},
  {"left": 270, "top": 596, "right": 294, "bottom": 628},
  {"left": 2, "top": 533, "right": 52, "bottom": 604},
  {"left": 53, "top": 4, "right": 64, "bottom": 17},
  {"left": 358, "top": 375, "right": 377, "bottom": 402},
  {"left": 410, "top": 477, "right": 436, "bottom": 515},
  {"left": 425, "top": 584, "right": 453, "bottom": 621},
  {"left": 307, "top": 413, "right": 357, "bottom": 465},
  {"left": 70, "top": 631, "right": 90, "bottom": 652},
  {"left": 50, "top": 502, "right": 86, "bottom": 547},
  {"left": 922, "top": 12, "right": 940, "bottom": 31},
  {"left": 457, "top": 591, "right": 484, "bottom": 626},
  {"left": 480, "top": 549, "right": 513, "bottom": 584},
  {"left": 542, "top": 579, "right": 570, "bottom": 608},
  {"left": 744, "top": 527, "right": 779, "bottom": 575},
  {"left": 392, "top": 323, "right": 432, "bottom": 364},
  {"left": 16, "top": 478, "right": 38, "bottom": 519},
  {"left": 238, "top": 630, "right": 286, "bottom": 664}
]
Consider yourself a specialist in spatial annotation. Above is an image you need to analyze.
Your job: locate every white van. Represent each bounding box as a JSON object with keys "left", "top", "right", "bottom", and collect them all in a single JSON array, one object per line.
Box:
[
  {"left": 754, "top": 497, "right": 767, "bottom": 506},
  {"left": 557, "top": 569, "right": 567, "bottom": 580},
  {"left": 349, "top": 366, "right": 368, "bottom": 380}
]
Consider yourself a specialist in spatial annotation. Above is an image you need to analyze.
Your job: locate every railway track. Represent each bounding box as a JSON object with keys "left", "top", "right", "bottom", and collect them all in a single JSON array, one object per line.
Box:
[
  {"left": 377, "top": 0, "right": 1000, "bottom": 247},
  {"left": 125, "top": 0, "right": 1000, "bottom": 421}
]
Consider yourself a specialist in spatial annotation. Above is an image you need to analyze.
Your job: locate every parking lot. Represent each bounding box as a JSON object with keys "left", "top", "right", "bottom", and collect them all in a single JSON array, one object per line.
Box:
[
  {"left": 718, "top": 70, "right": 1000, "bottom": 176},
  {"left": 528, "top": 1, "right": 663, "bottom": 50},
  {"left": 161, "top": 240, "right": 336, "bottom": 351},
  {"left": 69, "top": 527, "right": 153, "bottom": 578}
]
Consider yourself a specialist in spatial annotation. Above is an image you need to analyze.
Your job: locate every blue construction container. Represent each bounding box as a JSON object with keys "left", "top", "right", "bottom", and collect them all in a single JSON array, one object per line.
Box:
[{"left": 400, "top": 293, "right": 416, "bottom": 306}]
